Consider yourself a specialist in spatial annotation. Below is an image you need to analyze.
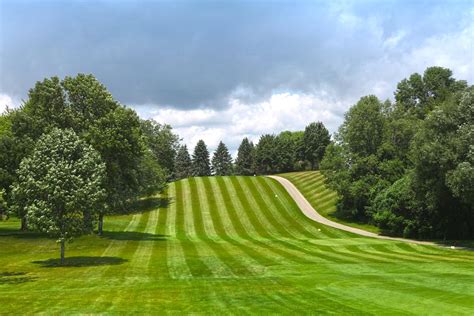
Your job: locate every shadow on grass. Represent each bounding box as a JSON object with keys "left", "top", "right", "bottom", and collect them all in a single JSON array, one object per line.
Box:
[
  {"left": 32, "top": 256, "right": 128, "bottom": 268},
  {"left": 0, "top": 272, "right": 37, "bottom": 284},
  {"left": 117, "top": 197, "right": 170, "bottom": 215},
  {"left": 0, "top": 227, "right": 49, "bottom": 239},
  {"left": 101, "top": 231, "right": 168, "bottom": 241}
]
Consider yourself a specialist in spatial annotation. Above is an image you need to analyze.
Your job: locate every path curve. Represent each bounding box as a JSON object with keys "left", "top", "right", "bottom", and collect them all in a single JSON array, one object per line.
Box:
[{"left": 268, "top": 175, "right": 438, "bottom": 246}]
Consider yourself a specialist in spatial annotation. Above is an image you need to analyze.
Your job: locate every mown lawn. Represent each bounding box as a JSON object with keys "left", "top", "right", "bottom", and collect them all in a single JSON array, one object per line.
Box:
[
  {"left": 1, "top": 176, "right": 473, "bottom": 314},
  {"left": 279, "top": 171, "right": 381, "bottom": 234}
]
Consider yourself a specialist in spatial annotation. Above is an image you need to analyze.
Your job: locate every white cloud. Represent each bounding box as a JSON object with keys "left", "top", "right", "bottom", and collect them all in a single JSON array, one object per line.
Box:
[
  {"left": 152, "top": 91, "right": 350, "bottom": 155},
  {"left": 0, "top": 93, "right": 20, "bottom": 114}
]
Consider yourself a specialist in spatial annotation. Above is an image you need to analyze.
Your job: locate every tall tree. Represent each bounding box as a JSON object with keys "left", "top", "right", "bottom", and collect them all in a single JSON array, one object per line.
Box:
[
  {"left": 141, "top": 120, "right": 179, "bottom": 179},
  {"left": 175, "top": 145, "right": 192, "bottom": 180},
  {"left": 235, "top": 137, "right": 255, "bottom": 175},
  {"left": 86, "top": 106, "right": 145, "bottom": 234},
  {"left": 192, "top": 140, "right": 211, "bottom": 177},
  {"left": 212, "top": 141, "right": 233, "bottom": 176},
  {"left": 303, "top": 122, "right": 331, "bottom": 169},
  {"left": 10, "top": 129, "right": 106, "bottom": 264},
  {"left": 338, "top": 96, "right": 385, "bottom": 157},
  {"left": 254, "top": 134, "right": 277, "bottom": 175}
]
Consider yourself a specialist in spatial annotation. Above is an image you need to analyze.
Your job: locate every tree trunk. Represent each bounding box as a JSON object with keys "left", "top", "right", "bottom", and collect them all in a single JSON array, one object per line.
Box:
[
  {"left": 20, "top": 216, "right": 27, "bottom": 231},
  {"left": 60, "top": 239, "right": 65, "bottom": 265},
  {"left": 98, "top": 213, "right": 104, "bottom": 236}
]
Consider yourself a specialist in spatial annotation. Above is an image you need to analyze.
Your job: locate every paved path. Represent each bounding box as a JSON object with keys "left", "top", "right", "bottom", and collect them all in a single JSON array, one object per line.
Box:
[{"left": 268, "top": 175, "right": 439, "bottom": 246}]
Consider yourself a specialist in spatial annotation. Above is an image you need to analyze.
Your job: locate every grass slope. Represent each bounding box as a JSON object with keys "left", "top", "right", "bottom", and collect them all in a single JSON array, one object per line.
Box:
[
  {"left": 1, "top": 176, "right": 473, "bottom": 314},
  {"left": 279, "top": 171, "right": 381, "bottom": 233}
]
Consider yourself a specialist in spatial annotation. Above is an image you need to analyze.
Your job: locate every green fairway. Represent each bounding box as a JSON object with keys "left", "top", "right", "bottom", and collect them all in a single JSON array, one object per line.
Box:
[
  {"left": 1, "top": 176, "right": 473, "bottom": 314},
  {"left": 279, "top": 171, "right": 381, "bottom": 233}
]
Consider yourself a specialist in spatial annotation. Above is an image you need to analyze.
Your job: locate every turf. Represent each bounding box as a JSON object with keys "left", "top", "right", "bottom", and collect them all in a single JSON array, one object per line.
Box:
[
  {"left": 1, "top": 176, "right": 473, "bottom": 314},
  {"left": 279, "top": 171, "right": 381, "bottom": 233}
]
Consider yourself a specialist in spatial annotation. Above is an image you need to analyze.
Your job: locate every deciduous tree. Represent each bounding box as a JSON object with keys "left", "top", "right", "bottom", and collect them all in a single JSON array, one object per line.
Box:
[
  {"left": 303, "top": 122, "right": 330, "bottom": 169},
  {"left": 11, "top": 129, "right": 106, "bottom": 264}
]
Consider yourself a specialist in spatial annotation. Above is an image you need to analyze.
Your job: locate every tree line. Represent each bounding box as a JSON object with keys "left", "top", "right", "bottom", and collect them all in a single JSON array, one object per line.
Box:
[
  {"left": 174, "top": 122, "right": 331, "bottom": 179},
  {"left": 320, "top": 66, "right": 473, "bottom": 240}
]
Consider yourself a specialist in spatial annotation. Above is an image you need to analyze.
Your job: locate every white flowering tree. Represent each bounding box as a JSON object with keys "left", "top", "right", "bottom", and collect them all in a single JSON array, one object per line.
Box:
[{"left": 11, "top": 128, "right": 106, "bottom": 264}]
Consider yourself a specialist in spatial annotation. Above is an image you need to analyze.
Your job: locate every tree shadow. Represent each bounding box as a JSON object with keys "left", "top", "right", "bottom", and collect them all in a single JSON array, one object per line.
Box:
[
  {"left": 118, "top": 196, "right": 170, "bottom": 215},
  {"left": 101, "top": 231, "right": 168, "bottom": 241},
  {"left": 32, "top": 256, "right": 128, "bottom": 268},
  {"left": 0, "top": 272, "right": 37, "bottom": 284},
  {"left": 0, "top": 227, "right": 49, "bottom": 239}
]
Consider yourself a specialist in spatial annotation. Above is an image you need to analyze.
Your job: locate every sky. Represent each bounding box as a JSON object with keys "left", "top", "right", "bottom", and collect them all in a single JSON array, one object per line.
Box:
[{"left": 1, "top": 0, "right": 473, "bottom": 153}]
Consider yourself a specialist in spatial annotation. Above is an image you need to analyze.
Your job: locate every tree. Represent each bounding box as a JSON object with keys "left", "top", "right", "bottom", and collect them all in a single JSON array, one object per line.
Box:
[
  {"left": 275, "top": 131, "right": 298, "bottom": 173},
  {"left": 10, "top": 129, "right": 106, "bottom": 264},
  {"left": 235, "top": 138, "right": 255, "bottom": 175},
  {"left": 86, "top": 107, "right": 145, "bottom": 234},
  {"left": 138, "top": 150, "right": 166, "bottom": 196},
  {"left": 212, "top": 141, "right": 233, "bottom": 176},
  {"left": 409, "top": 87, "right": 474, "bottom": 239},
  {"left": 254, "top": 134, "right": 277, "bottom": 175},
  {"left": 175, "top": 145, "right": 192, "bottom": 180},
  {"left": 141, "top": 120, "right": 180, "bottom": 179},
  {"left": 192, "top": 140, "right": 211, "bottom": 176},
  {"left": 303, "top": 122, "right": 330, "bottom": 170},
  {"left": 339, "top": 96, "right": 385, "bottom": 157},
  {"left": 0, "top": 189, "right": 7, "bottom": 220}
]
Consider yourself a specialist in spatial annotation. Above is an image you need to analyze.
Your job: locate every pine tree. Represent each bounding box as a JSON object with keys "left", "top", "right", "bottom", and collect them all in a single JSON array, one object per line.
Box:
[
  {"left": 235, "top": 137, "right": 255, "bottom": 175},
  {"left": 192, "top": 140, "right": 211, "bottom": 176},
  {"left": 211, "top": 141, "right": 233, "bottom": 176},
  {"left": 175, "top": 145, "right": 192, "bottom": 180}
]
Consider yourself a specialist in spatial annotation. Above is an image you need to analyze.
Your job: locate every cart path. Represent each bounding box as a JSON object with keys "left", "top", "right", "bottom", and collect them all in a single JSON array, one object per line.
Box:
[{"left": 268, "top": 175, "right": 439, "bottom": 247}]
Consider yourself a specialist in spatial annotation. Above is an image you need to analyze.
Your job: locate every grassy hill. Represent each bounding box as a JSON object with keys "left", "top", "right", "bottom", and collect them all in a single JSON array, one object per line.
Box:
[
  {"left": 279, "top": 171, "right": 381, "bottom": 233},
  {"left": 1, "top": 176, "right": 473, "bottom": 314}
]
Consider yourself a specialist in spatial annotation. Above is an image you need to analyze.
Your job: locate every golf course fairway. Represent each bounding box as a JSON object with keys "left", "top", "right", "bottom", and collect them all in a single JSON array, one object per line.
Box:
[{"left": 1, "top": 175, "right": 473, "bottom": 314}]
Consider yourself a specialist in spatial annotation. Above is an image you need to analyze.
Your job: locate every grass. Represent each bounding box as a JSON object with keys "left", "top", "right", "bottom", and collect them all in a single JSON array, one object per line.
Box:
[
  {"left": 278, "top": 171, "right": 381, "bottom": 234},
  {"left": 1, "top": 176, "right": 473, "bottom": 314}
]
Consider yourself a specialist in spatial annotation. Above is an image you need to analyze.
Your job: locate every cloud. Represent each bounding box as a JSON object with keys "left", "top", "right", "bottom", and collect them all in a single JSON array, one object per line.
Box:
[
  {"left": 1, "top": 1, "right": 471, "bottom": 110},
  {"left": 151, "top": 91, "right": 349, "bottom": 154},
  {"left": 0, "top": 93, "right": 20, "bottom": 114}
]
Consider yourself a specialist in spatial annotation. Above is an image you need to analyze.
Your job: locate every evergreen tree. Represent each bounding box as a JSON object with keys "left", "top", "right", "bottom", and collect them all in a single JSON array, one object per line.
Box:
[
  {"left": 192, "top": 140, "right": 211, "bottom": 176},
  {"left": 175, "top": 145, "right": 192, "bottom": 179},
  {"left": 303, "top": 122, "right": 331, "bottom": 169},
  {"left": 235, "top": 137, "right": 255, "bottom": 175},
  {"left": 211, "top": 141, "right": 233, "bottom": 176}
]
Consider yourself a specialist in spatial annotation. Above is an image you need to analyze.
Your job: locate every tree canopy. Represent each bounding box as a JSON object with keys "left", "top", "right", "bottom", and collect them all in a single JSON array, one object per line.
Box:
[{"left": 11, "top": 128, "right": 106, "bottom": 263}]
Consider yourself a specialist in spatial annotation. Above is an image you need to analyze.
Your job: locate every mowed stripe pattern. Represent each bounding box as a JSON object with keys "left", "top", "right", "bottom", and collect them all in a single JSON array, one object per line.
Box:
[{"left": 3, "top": 175, "right": 473, "bottom": 314}]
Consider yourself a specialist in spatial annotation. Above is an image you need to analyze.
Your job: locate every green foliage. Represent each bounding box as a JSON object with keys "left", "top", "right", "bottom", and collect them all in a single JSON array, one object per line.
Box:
[
  {"left": 339, "top": 96, "right": 385, "bottom": 157},
  {"left": 408, "top": 87, "right": 474, "bottom": 238},
  {"left": 141, "top": 119, "right": 179, "bottom": 179},
  {"left": 192, "top": 140, "right": 211, "bottom": 176},
  {"left": 303, "top": 122, "right": 330, "bottom": 169},
  {"left": 322, "top": 66, "right": 473, "bottom": 239},
  {"left": 175, "top": 145, "right": 192, "bottom": 180},
  {"left": 87, "top": 106, "right": 145, "bottom": 212},
  {"left": 235, "top": 137, "right": 255, "bottom": 175},
  {"left": 0, "top": 189, "right": 7, "bottom": 219},
  {"left": 138, "top": 150, "right": 166, "bottom": 196},
  {"left": 10, "top": 128, "right": 106, "bottom": 260},
  {"left": 211, "top": 141, "right": 233, "bottom": 176},
  {"left": 254, "top": 134, "right": 277, "bottom": 175}
]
